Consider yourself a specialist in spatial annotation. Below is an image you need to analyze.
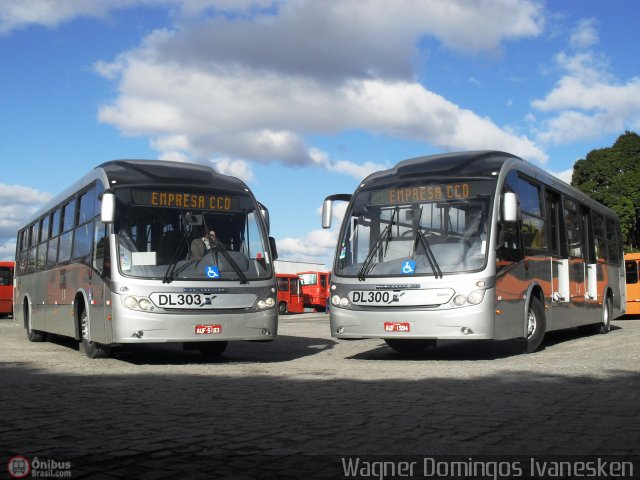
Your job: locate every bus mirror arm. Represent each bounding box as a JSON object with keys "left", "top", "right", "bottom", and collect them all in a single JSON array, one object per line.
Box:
[
  {"left": 101, "top": 190, "right": 116, "bottom": 224},
  {"left": 496, "top": 224, "right": 504, "bottom": 251},
  {"left": 259, "top": 202, "right": 270, "bottom": 233}
]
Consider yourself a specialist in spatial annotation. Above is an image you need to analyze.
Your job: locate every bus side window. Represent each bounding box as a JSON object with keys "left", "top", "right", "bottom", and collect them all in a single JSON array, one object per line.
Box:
[{"left": 626, "top": 261, "right": 638, "bottom": 284}]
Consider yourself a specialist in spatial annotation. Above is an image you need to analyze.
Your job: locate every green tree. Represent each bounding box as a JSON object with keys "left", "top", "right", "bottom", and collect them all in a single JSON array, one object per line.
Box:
[{"left": 571, "top": 131, "right": 640, "bottom": 250}]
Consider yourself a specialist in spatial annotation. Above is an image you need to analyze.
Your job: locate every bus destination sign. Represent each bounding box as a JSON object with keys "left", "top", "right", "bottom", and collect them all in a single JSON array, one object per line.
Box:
[
  {"left": 132, "top": 191, "right": 237, "bottom": 211},
  {"left": 370, "top": 183, "right": 473, "bottom": 206}
]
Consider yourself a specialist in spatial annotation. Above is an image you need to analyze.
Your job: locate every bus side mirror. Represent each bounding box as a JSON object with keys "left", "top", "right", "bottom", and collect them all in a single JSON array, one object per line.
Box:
[
  {"left": 322, "top": 199, "right": 333, "bottom": 229},
  {"left": 269, "top": 237, "right": 278, "bottom": 260},
  {"left": 502, "top": 192, "right": 518, "bottom": 223},
  {"left": 322, "top": 194, "right": 352, "bottom": 229},
  {"left": 101, "top": 191, "right": 116, "bottom": 224}
]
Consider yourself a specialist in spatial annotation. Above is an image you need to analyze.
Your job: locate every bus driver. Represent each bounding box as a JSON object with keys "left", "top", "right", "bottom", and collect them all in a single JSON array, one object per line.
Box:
[{"left": 190, "top": 227, "right": 217, "bottom": 260}]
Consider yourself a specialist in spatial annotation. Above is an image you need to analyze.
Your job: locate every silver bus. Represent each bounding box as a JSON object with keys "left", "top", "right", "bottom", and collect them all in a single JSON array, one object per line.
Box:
[
  {"left": 322, "top": 151, "right": 625, "bottom": 353},
  {"left": 15, "top": 160, "right": 278, "bottom": 358}
]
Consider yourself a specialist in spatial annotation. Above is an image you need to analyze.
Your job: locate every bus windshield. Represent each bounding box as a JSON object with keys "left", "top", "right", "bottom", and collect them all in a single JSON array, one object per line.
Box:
[
  {"left": 335, "top": 180, "right": 495, "bottom": 278},
  {"left": 298, "top": 273, "right": 317, "bottom": 285},
  {"left": 115, "top": 188, "right": 272, "bottom": 280}
]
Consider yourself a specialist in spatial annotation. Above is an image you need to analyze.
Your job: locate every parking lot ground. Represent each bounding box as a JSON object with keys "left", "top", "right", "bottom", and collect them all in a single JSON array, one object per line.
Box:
[{"left": 1, "top": 314, "right": 640, "bottom": 478}]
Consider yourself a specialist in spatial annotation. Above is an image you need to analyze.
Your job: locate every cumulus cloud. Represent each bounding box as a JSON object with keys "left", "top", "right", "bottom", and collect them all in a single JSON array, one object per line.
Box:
[
  {"left": 569, "top": 18, "right": 598, "bottom": 50},
  {"left": 0, "top": 240, "right": 18, "bottom": 261},
  {"left": 91, "top": 0, "right": 547, "bottom": 169},
  {"left": 210, "top": 157, "right": 255, "bottom": 182},
  {"left": 546, "top": 167, "right": 573, "bottom": 185},
  {"left": 0, "top": 0, "right": 272, "bottom": 35},
  {"left": 96, "top": 51, "right": 548, "bottom": 166},
  {"left": 277, "top": 201, "right": 347, "bottom": 264},
  {"left": 280, "top": 201, "right": 347, "bottom": 262},
  {"left": 0, "top": 184, "right": 53, "bottom": 259},
  {"left": 532, "top": 51, "right": 640, "bottom": 145}
]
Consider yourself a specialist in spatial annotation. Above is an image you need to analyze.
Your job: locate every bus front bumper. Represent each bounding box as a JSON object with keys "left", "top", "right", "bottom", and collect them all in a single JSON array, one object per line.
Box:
[
  {"left": 329, "top": 299, "right": 495, "bottom": 340},
  {"left": 109, "top": 307, "right": 278, "bottom": 344}
]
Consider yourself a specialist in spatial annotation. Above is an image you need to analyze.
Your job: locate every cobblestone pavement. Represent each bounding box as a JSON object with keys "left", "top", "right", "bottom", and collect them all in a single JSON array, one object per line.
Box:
[{"left": 1, "top": 313, "right": 639, "bottom": 478}]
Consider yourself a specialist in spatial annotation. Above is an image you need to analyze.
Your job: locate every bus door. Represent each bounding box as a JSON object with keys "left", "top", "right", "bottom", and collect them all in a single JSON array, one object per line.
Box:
[
  {"left": 582, "top": 208, "right": 599, "bottom": 304},
  {"left": 563, "top": 199, "right": 587, "bottom": 324},
  {"left": 88, "top": 223, "right": 111, "bottom": 343},
  {"left": 289, "top": 276, "right": 304, "bottom": 313},
  {"left": 546, "top": 190, "right": 571, "bottom": 329}
]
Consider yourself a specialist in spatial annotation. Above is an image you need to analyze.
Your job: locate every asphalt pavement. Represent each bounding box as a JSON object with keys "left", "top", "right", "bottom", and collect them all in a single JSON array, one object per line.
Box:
[{"left": 1, "top": 313, "right": 639, "bottom": 479}]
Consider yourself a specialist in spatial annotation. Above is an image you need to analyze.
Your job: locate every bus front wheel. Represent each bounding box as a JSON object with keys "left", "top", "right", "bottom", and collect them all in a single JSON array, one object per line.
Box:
[
  {"left": 80, "top": 310, "right": 111, "bottom": 359},
  {"left": 278, "top": 302, "right": 288, "bottom": 315},
  {"left": 524, "top": 297, "right": 546, "bottom": 353}
]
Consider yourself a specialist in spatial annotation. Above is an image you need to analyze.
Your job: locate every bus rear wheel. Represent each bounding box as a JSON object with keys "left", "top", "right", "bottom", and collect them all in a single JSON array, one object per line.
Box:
[
  {"left": 524, "top": 297, "right": 546, "bottom": 353},
  {"left": 384, "top": 339, "right": 435, "bottom": 354},
  {"left": 80, "top": 310, "right": 111, "bottom": 359},
  {"left": 25, "top": 302, "right": 45, "bottom": 343},
  {"left": 590, "top": 295, "right": 612, "bottom": 334}
]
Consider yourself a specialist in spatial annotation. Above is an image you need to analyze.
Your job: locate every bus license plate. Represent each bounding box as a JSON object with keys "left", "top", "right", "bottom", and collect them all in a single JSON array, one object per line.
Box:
[
  {"left": 195, "top": 324, "right": 222, "bottom": 334},
  {"left": 384, "top": 322, "right": 410, "bottom": 332}
]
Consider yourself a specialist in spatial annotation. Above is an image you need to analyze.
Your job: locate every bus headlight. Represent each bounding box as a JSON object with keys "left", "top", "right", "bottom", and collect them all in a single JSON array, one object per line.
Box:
[
  {"left": 331, "top": 295, "right": 350, "bottom": 308},
  {"left": 453, "top": 294, "right": 466, "bottom": 306},
  {"left": 256, "top": 297, "right": 276, "bottom": 310},
  {"left": 467, "top": 290, "right": 485, "bottom": 305},
  {"left": 123, "top": 295, "right": 154, "bottom": 311},
  {"left": 124, "top": 296, "right": 139, "bottom": 309},
  {"left": 138, "top": 298, "right": 154, "bottom": 311}
]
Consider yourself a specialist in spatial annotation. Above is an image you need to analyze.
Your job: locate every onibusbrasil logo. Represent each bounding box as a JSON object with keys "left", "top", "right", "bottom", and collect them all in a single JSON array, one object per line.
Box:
[
  {"left": 7, "top": 455, "right": 72, "bottom": 478},
  {"left": 7, "top": 456, "right": 30, "bottom": 479}
]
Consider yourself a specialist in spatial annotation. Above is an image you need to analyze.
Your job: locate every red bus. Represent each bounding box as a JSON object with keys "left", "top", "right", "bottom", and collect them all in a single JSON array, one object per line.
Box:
[
  {"left": 276, "top": 274, "right": 304, "bottom": 314},
  {"left": 298, "top": 271, "right": 330, "bottom": 312},
  {"left": 0, "top": 261, "right": 15, "bottom": 318}
]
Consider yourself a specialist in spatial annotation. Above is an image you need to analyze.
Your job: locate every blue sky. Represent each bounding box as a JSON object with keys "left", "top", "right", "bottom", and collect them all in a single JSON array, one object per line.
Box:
[{"left": 1, "top": 0, "right": 639, "bottom": 266}]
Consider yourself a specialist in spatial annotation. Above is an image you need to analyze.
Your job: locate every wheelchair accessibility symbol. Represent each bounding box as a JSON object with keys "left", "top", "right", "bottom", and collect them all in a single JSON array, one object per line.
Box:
[
  {"left": 401, "top": 261, "right": 417, "bottom": 275},
  {"left": 205, "top": 265, "right": 220, "bottom": 279}
]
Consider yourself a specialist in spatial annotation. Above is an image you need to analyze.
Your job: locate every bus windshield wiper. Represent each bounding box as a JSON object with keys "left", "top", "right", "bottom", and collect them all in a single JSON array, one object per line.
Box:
[
  {"left": 210, "top": 239, "right": 249, "bottom": 285},
  {"left": 414, "top": 227, "right": 443, "bottom": 279},
  {"left": 357, "top": 209, "right": 397, "bottom": 281},
  {"left": 162, "top": 228, "right": 190, "bottom": 284}
]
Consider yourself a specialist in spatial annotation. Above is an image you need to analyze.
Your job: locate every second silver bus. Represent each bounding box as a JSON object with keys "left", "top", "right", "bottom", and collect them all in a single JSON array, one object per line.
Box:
[{"left": 322, "top": 151, "right": 625, "bottom": 354}]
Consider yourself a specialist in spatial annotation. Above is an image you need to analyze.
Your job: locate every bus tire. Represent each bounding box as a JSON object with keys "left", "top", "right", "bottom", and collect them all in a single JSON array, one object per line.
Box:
[
  {"left": 591, "top": 295, "right": 612, "bottom": 334},
  {"left": 80, "top": 310, "right": 111, "bottom": 359},
  {"left": 278, "top": 302, "right": 288, "bottom": 315},
  {"left": 25, "top": 301, "right": 45, "bottom": 342},
  {"left": 197, "top": 341, "right": 228, "bottom": 358},
  {"left": 524, "top": 296, "right": 546, "bottom": 353},
  {"left": 384, "top": 338, "right": 435, "bottom": 354}
]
